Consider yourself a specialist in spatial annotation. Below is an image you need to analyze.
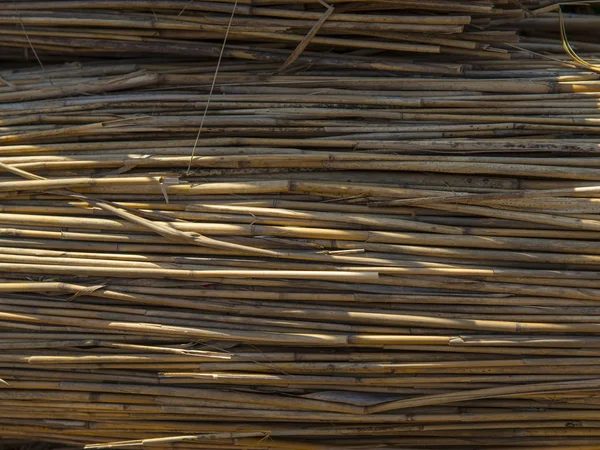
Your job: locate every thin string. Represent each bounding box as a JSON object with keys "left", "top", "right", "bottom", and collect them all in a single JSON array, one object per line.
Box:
[
  {"left": 12, "top": 1, "right": 44, "bottom": 72},
  {"left": 186, "top": 0, "right": 239, "bottom": 175}
]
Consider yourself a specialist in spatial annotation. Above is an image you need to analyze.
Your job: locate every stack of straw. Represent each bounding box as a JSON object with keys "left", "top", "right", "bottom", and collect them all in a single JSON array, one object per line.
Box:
[{"left": 1, "top": 0, "right": 600, "bottom": 449}]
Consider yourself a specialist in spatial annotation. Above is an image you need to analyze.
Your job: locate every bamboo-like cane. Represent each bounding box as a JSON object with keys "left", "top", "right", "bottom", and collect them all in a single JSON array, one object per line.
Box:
[{"left": 1, "top": 1, "right": 600, "bottom": 449}]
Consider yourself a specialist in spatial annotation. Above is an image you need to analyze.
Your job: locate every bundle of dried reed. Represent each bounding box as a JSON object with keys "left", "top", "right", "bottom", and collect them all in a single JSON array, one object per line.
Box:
[{"left": 0, "top": 1, "right": 599, "bottom": 449}]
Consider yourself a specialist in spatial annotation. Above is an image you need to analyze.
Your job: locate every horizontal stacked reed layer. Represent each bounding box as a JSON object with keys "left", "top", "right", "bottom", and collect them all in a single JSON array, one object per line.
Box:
[
  {"left": 0, "top": 0, "right": 598, "bottom": 72},
  {"left": 1, "top": 1, "right": 600, "bottom": 449}
]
